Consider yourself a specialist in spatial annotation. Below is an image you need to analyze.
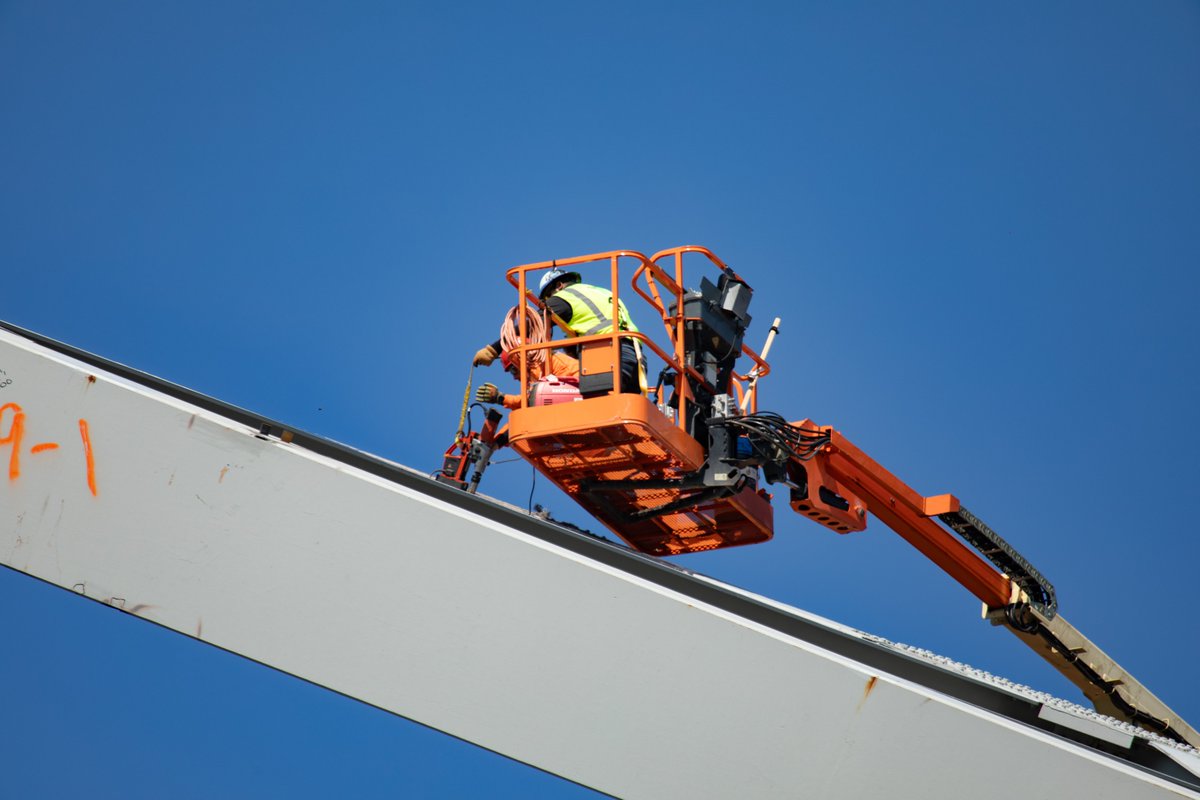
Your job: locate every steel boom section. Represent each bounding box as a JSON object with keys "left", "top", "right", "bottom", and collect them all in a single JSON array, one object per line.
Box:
[{"left": 823, "top": 430, "right": 1014, "bottom": 610}]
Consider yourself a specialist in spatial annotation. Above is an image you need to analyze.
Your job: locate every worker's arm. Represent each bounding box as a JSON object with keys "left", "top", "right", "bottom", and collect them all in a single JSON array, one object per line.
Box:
[
  {"left": 550, "top": 351, "right": 580, "bottom": 377},
  {"left": 474, "top": 341, "right": 502, "bottom": 367},
  {"left": 546, "top": 296, "right": 572, "bottom": 324}
]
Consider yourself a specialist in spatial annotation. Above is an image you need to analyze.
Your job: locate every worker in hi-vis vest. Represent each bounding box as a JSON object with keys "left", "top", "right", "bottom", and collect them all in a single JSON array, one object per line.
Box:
[{"left": 473, "top": 268, "right": 644, "bottom": 394}]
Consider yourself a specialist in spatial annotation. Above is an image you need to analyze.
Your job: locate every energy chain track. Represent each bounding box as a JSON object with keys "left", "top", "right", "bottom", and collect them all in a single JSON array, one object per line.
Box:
[{"left": 939, "top": 506, "right": 1058, "bottom": 617}]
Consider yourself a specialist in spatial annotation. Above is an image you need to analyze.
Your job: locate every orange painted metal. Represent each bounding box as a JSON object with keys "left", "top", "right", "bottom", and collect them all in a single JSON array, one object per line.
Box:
[
  {"left": 790, "top": 422, "right": 1012, "bottom": 610},
  {"left": 505, "top": 250, "right": 707, "bottom": 419},
  {"left": 502, "top": 249, "right": 775, "bottom": 555},
  {"left": 639, "top": 246, "right": 771, "bottom": 418},
  {"left": 786, "top": 422, "right": 867, "bottom": 534},
  {"left": 508, "top": 393, "right": 772, "bottom": 555},
  {"left": 923, "top": 493, "right": 961, "bottom": 517}
]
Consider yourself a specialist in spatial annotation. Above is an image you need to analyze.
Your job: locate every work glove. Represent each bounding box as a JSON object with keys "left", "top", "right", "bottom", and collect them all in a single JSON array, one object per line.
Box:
[
  {"left": 473, "top": 344, "right": 499, "bottom": 366},
  {"left": 475, "top": 383, "right": 501, "bottom": 404}
]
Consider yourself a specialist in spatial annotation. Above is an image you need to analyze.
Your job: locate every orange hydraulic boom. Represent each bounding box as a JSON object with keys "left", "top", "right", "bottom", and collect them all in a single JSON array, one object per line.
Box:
[
  {"left": 784, "top": 424, "right": 1053, "bottom": 618},
  {"left": 443, "top": 245, "right": 1199, "bottom": 749}
]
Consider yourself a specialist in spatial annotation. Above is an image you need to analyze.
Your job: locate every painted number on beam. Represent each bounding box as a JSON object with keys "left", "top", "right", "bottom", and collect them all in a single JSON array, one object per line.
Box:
[{"left": 0, "top": 402, "right": 98, "bottom": 496}]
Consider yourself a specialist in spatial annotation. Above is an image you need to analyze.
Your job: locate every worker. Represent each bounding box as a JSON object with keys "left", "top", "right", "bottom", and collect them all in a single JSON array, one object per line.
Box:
[
  {"left": 474, "top": 305, "right": 579, "bottom": 408},
  {"left": 475, "top": 347, "right": 580, "bottom": 409},
  {"left": 473, "top": 269, "right": 643, "bottom": 394}
]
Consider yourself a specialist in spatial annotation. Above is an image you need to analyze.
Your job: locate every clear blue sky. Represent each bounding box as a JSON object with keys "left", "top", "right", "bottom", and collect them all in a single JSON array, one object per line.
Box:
[{"left": 2, "top": 2, "right": 1198, "bottom": 797}]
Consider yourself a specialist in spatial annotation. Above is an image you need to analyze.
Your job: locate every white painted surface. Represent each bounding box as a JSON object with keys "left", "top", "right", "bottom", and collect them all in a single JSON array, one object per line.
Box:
[
  {"left": 1039, "top": 704, "right": 1136, "bottom": 749},
  {"left": 0, "top": 327, "right": 1195, "bottom": 800}
]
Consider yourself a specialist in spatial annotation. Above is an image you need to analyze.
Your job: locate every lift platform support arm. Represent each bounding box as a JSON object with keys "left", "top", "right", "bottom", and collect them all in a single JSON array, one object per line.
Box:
[{"left": 789, "top": 422, "right": 1200, "bottom": 749}]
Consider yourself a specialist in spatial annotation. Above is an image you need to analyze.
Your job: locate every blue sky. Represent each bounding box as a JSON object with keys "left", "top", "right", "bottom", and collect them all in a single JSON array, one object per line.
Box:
[{"left": 2, "top": 2, "right": 1198, "bottom": 797}]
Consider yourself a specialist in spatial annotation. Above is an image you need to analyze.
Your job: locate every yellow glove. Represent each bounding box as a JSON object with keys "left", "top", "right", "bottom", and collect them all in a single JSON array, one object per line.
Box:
[
  {"left": 473, "top": 344, "right": 499, "bottom": 366},
  {"left": 475, "top": 383, "right": 501, "bottom": 404}
]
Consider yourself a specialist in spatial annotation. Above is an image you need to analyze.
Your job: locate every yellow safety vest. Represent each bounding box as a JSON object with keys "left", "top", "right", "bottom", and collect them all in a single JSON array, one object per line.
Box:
[{"left": 555, "top": 284, "right": 640, "bottom": 337}]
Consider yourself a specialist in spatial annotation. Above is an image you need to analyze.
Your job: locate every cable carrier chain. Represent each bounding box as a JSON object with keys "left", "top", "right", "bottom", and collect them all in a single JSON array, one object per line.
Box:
[{"left": 445, "top": 245, "right": 1198, "bottom": 751}]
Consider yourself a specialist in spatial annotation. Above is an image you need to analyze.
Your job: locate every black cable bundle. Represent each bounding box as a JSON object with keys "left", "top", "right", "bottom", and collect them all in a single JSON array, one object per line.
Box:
[{"left": 709, "top": 412, "right": 830, "bottom": 465}]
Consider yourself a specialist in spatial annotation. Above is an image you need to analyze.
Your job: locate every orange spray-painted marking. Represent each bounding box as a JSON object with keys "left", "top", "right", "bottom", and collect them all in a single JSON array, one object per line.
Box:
[
  {"left": 78, "top": 419, "right": 97, "bottom": 496},
  {"left": 31, "top": 442, "right": 60, "bottom": 454},
  {"left": 0, "top": 402, "right": 26, "bottom": 480}
]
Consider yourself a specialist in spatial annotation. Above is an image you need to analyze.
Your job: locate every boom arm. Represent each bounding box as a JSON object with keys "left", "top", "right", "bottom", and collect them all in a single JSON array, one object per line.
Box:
[
  {"left": 787, "top": 421, "right": 1200, "bottom": 749},
  {"left": 786, "top": 423, "right": 1053, "bottom": 618}
]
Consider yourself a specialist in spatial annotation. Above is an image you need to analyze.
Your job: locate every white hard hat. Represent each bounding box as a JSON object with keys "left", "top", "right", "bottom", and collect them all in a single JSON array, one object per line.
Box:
[{"left": 538, "top": 268, "right": 581, "bottom": 299}]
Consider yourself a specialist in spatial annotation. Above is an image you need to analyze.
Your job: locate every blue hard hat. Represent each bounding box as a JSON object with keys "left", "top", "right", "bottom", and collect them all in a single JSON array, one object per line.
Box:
[{"left": 538, "top": 268, "right": 581, "bottom": 299}]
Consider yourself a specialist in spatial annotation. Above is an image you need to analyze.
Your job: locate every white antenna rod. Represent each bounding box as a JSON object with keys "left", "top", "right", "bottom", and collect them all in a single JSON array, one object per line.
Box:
[{"left": 740, "top": 316, "right": 781, "bottom": 412}]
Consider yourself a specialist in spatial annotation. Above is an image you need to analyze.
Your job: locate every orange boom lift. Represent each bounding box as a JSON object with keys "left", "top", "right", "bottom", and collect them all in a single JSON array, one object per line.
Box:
[{"left": 440, "top": 245, "right": 1198, "bottom": 749}]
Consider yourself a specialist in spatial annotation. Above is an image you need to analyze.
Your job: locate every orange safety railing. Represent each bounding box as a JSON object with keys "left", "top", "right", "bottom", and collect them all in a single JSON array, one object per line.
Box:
[
  {"left": 504, "top": 246, "right": 774, "bottom": 426},
  {"left": 501, "top": 246, "right": 778, "bottom": 557},
  {"left": 506, "top": 251, "right": 682, "bottom": 425},
  {"left": 641, "top": 245, "right": 772, "bottom": 418}
]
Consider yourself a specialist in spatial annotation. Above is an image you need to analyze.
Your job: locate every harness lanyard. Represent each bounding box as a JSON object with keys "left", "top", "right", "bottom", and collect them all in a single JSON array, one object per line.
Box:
[{"left": 633, "top": 338, "right": 649, "bottom": 395}]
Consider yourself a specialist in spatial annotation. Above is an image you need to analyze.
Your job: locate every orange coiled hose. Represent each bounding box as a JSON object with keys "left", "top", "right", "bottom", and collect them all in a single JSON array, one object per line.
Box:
[{"left": 499, "top": 305, "right": 547, "bottom": 369}]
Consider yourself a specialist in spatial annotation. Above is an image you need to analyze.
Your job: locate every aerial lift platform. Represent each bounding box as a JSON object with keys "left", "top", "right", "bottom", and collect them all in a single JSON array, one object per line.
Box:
[{"left": 2, "top": 316, "right": 1199, "bottom": 799}]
